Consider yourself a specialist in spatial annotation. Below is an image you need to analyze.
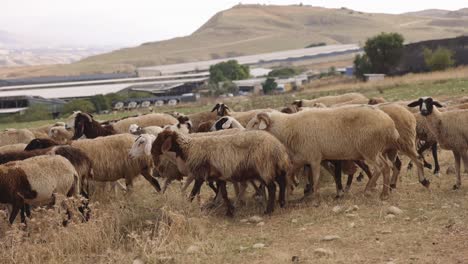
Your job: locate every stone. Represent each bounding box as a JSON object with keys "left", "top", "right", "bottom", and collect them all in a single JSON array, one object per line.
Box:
[
  {"left": 240, "top": 219, "right": 248, "bottom": 223},
  {"left": 133, "top": 258, "right": 144, "bottom": 264},
  {"left": 314, "top": 248, "right": 333, "bottom": 257},
  {"left": 346, "top": 213, "right": 358, "bottom": 218},
  {"left": 291, "top": 219, "right": 298, "bottom": 223},
  {"left": 252, "top": 243, "right": 265, "bottom": 249},
  {"left": 349, "top": 222, "right": 356, "bottom": 228},
  {"left": 257, "top": 222, "right": 265, "bottom": 227},
  {"left": 385, "top": 214, "right": 396, "bottom": 220},
  {"left": 186, "top": 245, "right": 200, "bottom": 254},
  {"left": 321, "top": 235, "right": 340, "bottom": 241},
  {"left": 248, "top": 216, "right": 263, "bottom": 223},
  {"left": 345, "top": 205, "right": 359, "bottom": 213},
  {"left": 332, "top": 206, "right": 344, "bottom": 213},
  {"left": 239, "top": 246, "right": 248, "bottom": 251},
  {"left": 387, "top": 206, "right": 403, "bottom": 215}
]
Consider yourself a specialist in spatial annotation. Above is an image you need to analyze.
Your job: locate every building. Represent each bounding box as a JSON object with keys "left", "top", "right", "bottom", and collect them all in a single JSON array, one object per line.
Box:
[
  {"left": 364, "top": 74, "right": 385, "bottom": 82},
  {"left": 138, "top": 44, "right": 361, "bottom": 76},
  {"left": 0, "top": 95, "right": 65, "bottom": 116}
]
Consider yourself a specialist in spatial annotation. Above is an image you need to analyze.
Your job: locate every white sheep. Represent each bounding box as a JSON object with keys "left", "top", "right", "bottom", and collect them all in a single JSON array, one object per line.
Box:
[
  {"left": 129, "top": 124, "right": 164, "bottom": 136},
  {"left": 292, "top": 92, "right": 368, "bottom": 108},
  {"left": 112, "top": 113, "right": 178, "bottom": 133},
  {"left": 0, "top": 143, "right": 27, "bottom": 154},
  {"left": 408, "top": 97, "right": 468, "bottom": 189},
  {"left": 49, "top": 126, "right": 73, "bottom": 144},
  {"left": 246, "top": 105, "right": 399, "bottom": 204}
]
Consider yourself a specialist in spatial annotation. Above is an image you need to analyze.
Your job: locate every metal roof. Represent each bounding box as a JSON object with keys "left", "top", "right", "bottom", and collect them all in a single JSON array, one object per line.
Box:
[
  {"left": 0, "top": 77, "right": 208, "bottom": 99},
  {"left": 0, "top": 107, "right": 28, "bottom": 114},
  {"left": 138, "top": 44, "right": 360, "bottom": 75}
]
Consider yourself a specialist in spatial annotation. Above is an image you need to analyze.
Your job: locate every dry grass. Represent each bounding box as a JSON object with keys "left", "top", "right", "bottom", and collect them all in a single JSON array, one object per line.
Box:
[{"left": 1, "top": 151, "right": 467, "bottom": 263}]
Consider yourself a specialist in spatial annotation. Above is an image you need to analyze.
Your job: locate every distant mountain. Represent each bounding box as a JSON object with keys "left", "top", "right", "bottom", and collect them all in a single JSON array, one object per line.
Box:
[
  {"left": 0, "top": 30, "right": 20, "bottom": 48},
  {"left": 2, "top": 5, "right": 468, "bottom": 78}
]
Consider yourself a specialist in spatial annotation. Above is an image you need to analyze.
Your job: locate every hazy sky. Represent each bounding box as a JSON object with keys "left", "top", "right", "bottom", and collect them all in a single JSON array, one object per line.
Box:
[{"left": 2, "top": 0, "right": 467, "bottom": 47}]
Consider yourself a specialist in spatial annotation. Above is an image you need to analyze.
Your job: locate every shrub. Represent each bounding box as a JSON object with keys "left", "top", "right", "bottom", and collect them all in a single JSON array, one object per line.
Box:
[
  {"left": 262, "top": 78, "right": 278, "bottom": 94},
  {"left": 353, "top": 54, "right": 372, "bottom": 80},
  {"left": 423, "top": 47, "right": 455, "bottom": 71},
  {"left": 268, "top": 67, "right": 301, "bottom": 78},
  {"left": 364, "top": 32, "right": 404, "bottom": 74},
  {"left": 209, "top": 60, "right": 250, "bottom": 84},
  {"left": 63, "top": 99, "right": 96, "bottom": 114}
]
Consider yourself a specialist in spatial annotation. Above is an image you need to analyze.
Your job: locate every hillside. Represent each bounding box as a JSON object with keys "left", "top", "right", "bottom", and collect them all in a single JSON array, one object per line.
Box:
[{"left": 2, "top": 4, "right": 468, "bottom": 78}]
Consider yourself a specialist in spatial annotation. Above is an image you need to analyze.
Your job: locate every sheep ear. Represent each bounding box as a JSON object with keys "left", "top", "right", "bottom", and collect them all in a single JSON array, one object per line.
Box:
[
  {"left": 407, "top": 100, "right": 421, "bottom": 108},
  {"left": 259, "top": 120, "right": 268, "bottom": 130},
  {"left": 83, "top": 113, "right": 93, "bottom": 122},
  {"left": 433, "top": 101, "right": 443, "bottom": 108},
  {"left": 292, "top": 100, "right": 302, "bottom": 108},
  {"left": 222, "top": 118, "right": 233, "bottom": 129},
  {"left": 211, "top": 103, "right": 220, "bottom": 112},
  {"left": 257, "top": 113, "right": 270, "bottom": 130},
  {"left": 161, "top": 136, "right": 172, "bottom": 153}
]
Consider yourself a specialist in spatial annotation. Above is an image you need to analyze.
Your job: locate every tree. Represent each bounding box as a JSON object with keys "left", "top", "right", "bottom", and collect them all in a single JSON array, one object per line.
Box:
[
  {"left": 353, "top": 54, "right": 372, "bottom": 80},
  {"left": 364, "top": 32, "right": 404, "bottom": 74},
  {"left": 423, "top": 47, "right": 455, "bottom": 71},
  {"left": 268, "top": 67, "right": 300, "bottom": 78},
  {"left": 209, "top": 60, "right": 250, "bottom": 84},
  {"left": 222, "top": 81, "right": 239, "bottom": 95},
  {"left": 262, "top": 78, "right": 278, "bottom": 94},
  {"left": 90, "top": 94, "right": 110, "bottom": 113},
  {"left": 63, "top": 99, "right": 96, "bottom": 114}
]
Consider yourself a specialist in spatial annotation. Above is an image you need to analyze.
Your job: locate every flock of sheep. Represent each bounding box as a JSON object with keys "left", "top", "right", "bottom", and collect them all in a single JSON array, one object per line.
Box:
[{"left": 1, "top": 92, "right": 468, "bottom": 225}]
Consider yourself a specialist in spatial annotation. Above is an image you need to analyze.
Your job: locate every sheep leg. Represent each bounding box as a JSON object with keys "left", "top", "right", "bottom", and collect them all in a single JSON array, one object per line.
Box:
[
  {"left": 417, "top": 141, "right": 434, "bottom": 170},
  {"left": 345, "top": 173, "right": 354, "bottom": 192},
  {"left": 303, "top": 165, "right": 313, "bottom": 196},
  {"left": 460, "top": 150, "right": 468, "bottom": 174},
  {"left": 189, "top": 178, "right": 204, "bottom": 202},
  {"left": 453, "top": 151, "right": 462, "bottom": 190},
  {"left": 276, "top": 170, "right": 287, "bottom": 208},
  {"left": 404, "top": 147, "right": 430, "bottom": 188},
  {"left": 208, "top": 181, "right": 218, "bottom": 195},
  {"left": 235, "top": 181, "right": 248, "bottom": 207},
  {"left": 332, "top": 161, "right": 344, "bottom": 198},
  {"left": 432, "top": 143, "right": 440, "bottom": 175},
  {"left": 181, "top": 175, "right": 195, "bottom": 193},
  {"left": 265, "top": 181, "right": 276, "bottom": 214},
  {"left": 355, "top": 160, "right": 372, "bottom": 181},
  {"left": 390, "top": 156, "right": 402, "bottom": 189},
  {"left": 364, "top": 157, "right": 382, "bottom": 195},
  {"left": 217, "top": 181, "right": 234, "bottom": 217},
  {"left": 141, "top": 169, "right": 161, "bottom": 192},
  {"left": 310, "top": 162, "right": 322, "bottom": 207}
]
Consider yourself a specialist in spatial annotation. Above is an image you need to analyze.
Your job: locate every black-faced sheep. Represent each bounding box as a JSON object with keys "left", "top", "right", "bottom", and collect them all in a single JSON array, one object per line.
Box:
[
  {"left": 408, "top": 97, "right": 468, "bottom": 189},
  {"left": 213, "top": 103, "right": 277, "bottom": 127},
  {"left": 72, "top": 112, "right": 117, "bottom": 139},
  {"left": 151, "top": 130, "right": 290, "bottom": 216}
]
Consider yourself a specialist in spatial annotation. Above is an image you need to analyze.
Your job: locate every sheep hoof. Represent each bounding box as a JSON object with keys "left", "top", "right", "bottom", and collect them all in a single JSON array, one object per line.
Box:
[
  {"left": 334, "top": 191, "right": 344, "bottom": 199},
  {"left": 420, "top": 179, "right": 430, "bottom": 188},
  {"left": 434, "top": 171, "right": 440, "bottom": 177},
  {"left": 356, "top": 174, "right": 364, "bottom": 182},
  {"left": 453, "top": 184, "right": 461, "bottom": 190},
  {"left": 312, "top": 200, "right": 321, "bottom": 207},
  {"left": 424, "top": 163, "right": 432, "bottom": 170},
  {"left": 390, "top": 184, "right": 397, "bottom": 190}
]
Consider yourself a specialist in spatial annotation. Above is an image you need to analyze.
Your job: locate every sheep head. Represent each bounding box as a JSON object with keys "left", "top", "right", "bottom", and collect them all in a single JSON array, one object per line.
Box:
[
  {"left": 211, "top": 103, "right": 230, "bottom": 116},
  {"left": 176, "top": 115, "right": 193, "bottom": 133},
  {"left": 152, "top": 130, "right": 186, "bottom": 166},
  {"left": 73, "top": 112, "right": 94, "bottom": 139},
  {"left": 246, "top": 112, "right": 271, "bottom": 131},
  {"left": 212, "top": 116, "right": 234, "bottom": 131},
  {"left": 129, "top": 134, "right": 156, "bottom": 159},
  {"left": 292, "top": 100, "right": 303, "bottom": 108},
  {"left": 408, "top": 97, "right": 443, "bottom": 116}
]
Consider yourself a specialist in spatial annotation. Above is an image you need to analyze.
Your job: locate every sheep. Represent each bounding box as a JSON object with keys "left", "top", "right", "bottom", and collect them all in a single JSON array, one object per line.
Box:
[
  {"left": 151, "top": 129, "right": 290, "bottom": 216},
  {"left": 71, "top": 134, "right": 160, "bottom": 192},
  {"left": 24, "top": 134, "right": 161, "bottom": 193},
  {"left": 29, "top": 122, "right": 67, "bottom": 139},
  {"left": 368, "top": 97, "right": 387, "bottom": 105},
  {"left": 112, "top": 113, "right": 178, "bottom": 133},
  {"left": 246, "top": 105, "right": 399, "bottom": 204},
  {"left": 186, "top": 103, "right": 223, "bottom": 132},
  {"left": 210, "top": 116, "right": 245, "bottom": 131},
  {"left": 196, "top": 121, "right": 215, "bottom": 132},
  {"left": 129, "top": 124, "right": 164, "bottom": 136},
  {"left": 408, "top": 97, "right": 468, "bottom": 189},
  {"left": 49, "top": 126, "right": 73, "bottom": 144},
  {"left": 0, "top": 143, "right": 27, "bottom": 154},
  {"left": 213, "top": 103, "right": 277, "bottom": 127},
  {"left": 24, "top": 138, "right": 62, "bottom": 151},
  {"left": 129, "top": 129, "right": 243, "bottom": 194},
  {"left": 72, "top": 112, "right": 117, "bottom": 139},
  {"left": 410, "top": 113, "right": 440, "bottom": 175},
  {"left": 163, "top": 115, "right": 193, "bottom": 134},
  {"left": 0, "top": 129, "right": 35, "bottom": 147},
  {"left": 292, "top": 92, "right": 368, "bottom": 108},
  {"left": 0, "top": 155, "right": 85, "bottom": 224}
]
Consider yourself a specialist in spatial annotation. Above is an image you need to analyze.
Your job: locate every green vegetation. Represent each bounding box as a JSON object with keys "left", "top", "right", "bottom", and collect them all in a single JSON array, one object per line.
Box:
[
  {"left": 305, "top": 42, "right": 326, "bottom": 48},
  {"left": 423, "top": 47, "right": 455, "bottom": 71},
  {"left": 209, "top": 60, "right": 250, "bottom": 84},
  {"left": 354, "top": 32, "right": 404, "bottom": 78},
  {"left": 268, "top": 67, "right": 302, "bottom": 78},
  {"left": 63, "top": 99, "right": 96, "bottom": 114},
  {"left": 262, "top": 78, "right": 278, "bottom": 94},
  {"left": 0, "top": 104, "right": 52, "bottom": 124}
]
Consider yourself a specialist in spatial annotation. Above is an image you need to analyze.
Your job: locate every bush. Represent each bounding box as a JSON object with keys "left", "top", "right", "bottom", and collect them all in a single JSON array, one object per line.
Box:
[
  {"left": 209, "top": 60, "right": 250, "bottom": 84},
  {"left": 423, "top": 47, "right": 455, "bottom": 71},
  {"left": 363, "top": 32, "right": 404, "bottom": 74},
  {"left": 63, "top": 99, "right": 96, "bottom": 115},
  {"left": 262, "top": 78, "right": 278, "bottom": 94},
  {"left": 90, "top": 95, "right": 110, "bottom": 113},
  {"left": 0, "top": 104, "right": 52, "bottom": 123},
  {"left": 268, "top": 67, "right": 301, "bottom": 78},
  {"left": 305, "top": 42, "right": 326, "bottom": 48}
]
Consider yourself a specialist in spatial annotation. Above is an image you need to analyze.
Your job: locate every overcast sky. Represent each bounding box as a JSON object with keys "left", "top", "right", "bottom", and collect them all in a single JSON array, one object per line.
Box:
[{"left": 2, "top": 0, "right": 467, "bottom": 47}]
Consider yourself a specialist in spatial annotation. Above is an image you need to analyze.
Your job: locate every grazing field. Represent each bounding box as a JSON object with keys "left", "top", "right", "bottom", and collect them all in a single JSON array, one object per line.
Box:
[{"left": 1, "top": 68, "right": 468, "bottom": 263}]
